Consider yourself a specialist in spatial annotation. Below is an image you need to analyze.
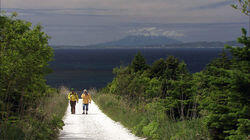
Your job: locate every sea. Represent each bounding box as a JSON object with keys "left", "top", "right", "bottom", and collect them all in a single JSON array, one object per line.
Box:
[{"left": 46, "top": 48, "right": 224, "bottom": 90}]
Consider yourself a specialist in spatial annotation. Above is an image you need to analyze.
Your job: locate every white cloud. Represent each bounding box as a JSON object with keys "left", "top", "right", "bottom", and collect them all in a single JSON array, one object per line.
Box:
[
  {"left": 162, "top": 31, "right": 184, "bottom": 37},
  {"left": 127, "top": 27, "right": 185, "bottom": 38}
]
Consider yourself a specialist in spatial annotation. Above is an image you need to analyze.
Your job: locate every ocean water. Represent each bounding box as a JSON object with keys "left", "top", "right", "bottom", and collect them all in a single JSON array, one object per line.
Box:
[{"left": 46, "top": 48, "right": 224, "bottom": 89}]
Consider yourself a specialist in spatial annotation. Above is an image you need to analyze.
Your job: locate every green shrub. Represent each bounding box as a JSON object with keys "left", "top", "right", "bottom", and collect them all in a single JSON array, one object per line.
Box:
[
  {"left": 142, "top": 121, "right": 160, "bottom": 139},
  {"left": 94, "top": 93, "right": 209, "bottom": 140},
  {"left": 132, "top": 118, "right": 149, "bottom": 136},
  {"left": 0, "top": 88, "right": 68, "bottom": 140}
]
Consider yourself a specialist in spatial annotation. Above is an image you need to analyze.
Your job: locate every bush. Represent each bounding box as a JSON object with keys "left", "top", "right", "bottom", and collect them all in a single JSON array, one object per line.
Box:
[
  {"left": 0, "top": 87, "right": 68, "bottom": 140},
  {"left": 142, "top": 121, "right": 160, "bottom": 139},
  {"left": 94, "top": 93, "right": 209, "bottom": 140}
]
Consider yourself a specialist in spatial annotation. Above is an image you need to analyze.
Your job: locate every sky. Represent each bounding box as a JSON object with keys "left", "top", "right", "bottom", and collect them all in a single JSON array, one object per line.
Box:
[{"left": 1, "top": 0, "right": 248, "bottom": 46}]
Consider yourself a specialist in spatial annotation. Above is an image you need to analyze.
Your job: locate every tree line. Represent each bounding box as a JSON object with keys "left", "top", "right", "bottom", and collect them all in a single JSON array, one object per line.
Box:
[
  {"left": 0, "top": 13, "right": 67, "bottom": 139},
  {"left": 100, "top": 28, "right": 250, "bottom": 139}
]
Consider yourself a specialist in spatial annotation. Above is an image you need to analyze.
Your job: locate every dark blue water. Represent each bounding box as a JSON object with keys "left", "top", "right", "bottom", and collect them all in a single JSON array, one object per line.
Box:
[{"left": 46, "top": 48, "right": 223, "bottom": 89}]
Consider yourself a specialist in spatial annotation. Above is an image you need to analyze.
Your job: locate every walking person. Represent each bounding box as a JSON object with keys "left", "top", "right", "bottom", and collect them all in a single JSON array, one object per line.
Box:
[
  {"left": 81, "top": 89, "right": 91, "bottom": 114},
  {"left": 68, "top": 88, "right": 79, "bottom": 114}
]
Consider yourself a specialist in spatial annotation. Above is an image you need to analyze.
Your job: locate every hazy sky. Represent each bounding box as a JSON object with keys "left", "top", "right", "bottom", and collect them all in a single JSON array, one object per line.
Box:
[{"left": 2, "top": 0, "right": 248, "bottom": 46}]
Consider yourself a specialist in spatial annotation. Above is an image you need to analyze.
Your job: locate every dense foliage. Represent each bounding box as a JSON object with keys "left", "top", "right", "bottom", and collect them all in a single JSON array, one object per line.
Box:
[
  {"left": 97, "top": 29, "right": 250, "bottom": 139},
  {"left": 0, "top": 13, "right": 67, "bottom": 139},
  {"left": 200, "top": 29, "right": 250, "bottom": 139}
]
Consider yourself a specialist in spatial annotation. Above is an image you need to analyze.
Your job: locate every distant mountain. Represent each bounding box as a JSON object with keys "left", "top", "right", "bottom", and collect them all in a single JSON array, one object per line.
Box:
[
  {"left": 52, "top": 39, "right": 241, "bottom": 49},
  {"left": 161, "top": 41, "right": 241, "bottom": 48},
  {"left": 92, "top": 35, "right": 182, "bottom": 47}
]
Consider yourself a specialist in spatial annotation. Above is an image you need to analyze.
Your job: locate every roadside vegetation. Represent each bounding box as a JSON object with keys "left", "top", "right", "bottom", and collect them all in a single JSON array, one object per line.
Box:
[
  {"left": 0, "top": 13, "right": 68, "bottom": 139},
  {"left": 94, "top": 28, "right": 250, "bottom": 140},
  {"left": 94, "top": 2, "right": 250, "bottom": 139}
]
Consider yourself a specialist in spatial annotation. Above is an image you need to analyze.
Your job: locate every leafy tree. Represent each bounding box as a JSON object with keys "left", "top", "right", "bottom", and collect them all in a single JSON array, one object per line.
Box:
[
  {"left": 145, "top": 78, "right": 161, "bottom": 99},
  {"left": 160, "top": 56, "right": 189, "bottom": 98},
  {"left": 163, "top": 63, "right": 195, "bottom": 120},
  {"left": 127, "top": 72, "right": 150, "bottom": 100},
  {"left": 109, "top": 66, "right": 133, "bottom": 95},
  {"left": 0, "top": 13, "right": 53, "bottom": 117},
  {"left": 150, "top": 58, "right": 166, "bottom": 78},
  {"left": 164, "top": 55, "right": 182, "bottom": 80}
]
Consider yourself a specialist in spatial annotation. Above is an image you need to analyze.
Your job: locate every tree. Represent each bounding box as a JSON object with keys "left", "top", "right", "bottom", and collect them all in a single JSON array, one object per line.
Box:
[
  {"left": 200, "top": 29, "right": 250, "bottom": 140},
  {"left": 206, "top": 50, "right": 231, "bottom": 70},
  {"left": 161, "top": 58, "right": 194, "bottom": 120},
  {"left": 160, "top": 56, "right": 189, "bottom": 98},
  {"left": 130, "top": 52, "right": 148, "bottom": 73},
  {"left": 150, "top": 58, "right": 166, "bottom": 78},
  {"left": 0, "top": 13, "right": 53, "bottom": 117},
  {"left": 231, "top": 0, "right": 249, "bottom": 16},
  {"left": 164, "top": 56, "right": 181, "bottom": 80},
  {"left": 226, "top": 28, "right": 250, "bottom": 62}
]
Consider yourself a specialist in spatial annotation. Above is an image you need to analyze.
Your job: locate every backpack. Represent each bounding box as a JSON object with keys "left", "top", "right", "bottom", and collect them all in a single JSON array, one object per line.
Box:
[{"left": 70, "top": 93, "right": 74, "bottom": 100}]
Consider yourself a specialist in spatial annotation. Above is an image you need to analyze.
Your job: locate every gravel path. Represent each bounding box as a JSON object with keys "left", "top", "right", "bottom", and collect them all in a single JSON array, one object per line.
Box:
[{"left": 59, "top": 99, "right": 143, "bottom": 140}]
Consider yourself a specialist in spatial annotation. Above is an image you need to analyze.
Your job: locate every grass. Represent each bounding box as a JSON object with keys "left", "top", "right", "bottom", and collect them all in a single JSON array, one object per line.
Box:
[
  {"left": 41, "top": 86, "right": 68, "bottom": 119},
  {"left": 93, "top": 93, "right": 210, "bottom": 140}
]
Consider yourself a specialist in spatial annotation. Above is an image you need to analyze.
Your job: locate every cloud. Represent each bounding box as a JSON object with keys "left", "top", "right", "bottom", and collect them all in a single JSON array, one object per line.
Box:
[
  {"left": 188, "top": 0, "right": 234, "bottom": 10},
  {"left": 127, "top": 27, "right": 184, "bottom": 38},
  {"left": 2, "top": 0, "right": 247, "bottom": 24},
  {"left": 162, "top": 31, "right": 185, "bottom": 37},
  {"left": 3, "top": 8, "right": 125, "bottom": 17}
]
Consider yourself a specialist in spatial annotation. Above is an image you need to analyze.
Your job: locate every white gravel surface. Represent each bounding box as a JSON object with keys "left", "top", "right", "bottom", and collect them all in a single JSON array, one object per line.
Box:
[{"left": 59, "top": 99, "right": 143, "bottom": 140}]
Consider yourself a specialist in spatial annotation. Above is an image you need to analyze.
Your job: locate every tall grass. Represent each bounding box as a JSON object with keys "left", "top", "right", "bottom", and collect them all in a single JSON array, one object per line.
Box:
[
  {"left": 93, "top": 93, "right": 209, "bottom": 140},
  {"left": 41, "top": 86, "right": 69, "bottom": 119}
]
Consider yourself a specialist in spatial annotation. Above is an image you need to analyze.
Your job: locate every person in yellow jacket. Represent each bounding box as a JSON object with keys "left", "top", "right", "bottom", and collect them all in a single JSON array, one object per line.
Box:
[
  {"left": 81, "top": 89, "right": 91, "bottom": 114},
  {"left": 68, "top": 89, "right": 79, "bottom": 114}
]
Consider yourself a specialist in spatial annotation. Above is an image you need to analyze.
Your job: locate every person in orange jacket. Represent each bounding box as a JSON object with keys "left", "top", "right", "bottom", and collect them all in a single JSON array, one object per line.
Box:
[
  {"left": 81, "top": 89, "right": 91, "bottom": 114},
  {"left": 68, "top": 88, "right": 79, "bottom": 114}
]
